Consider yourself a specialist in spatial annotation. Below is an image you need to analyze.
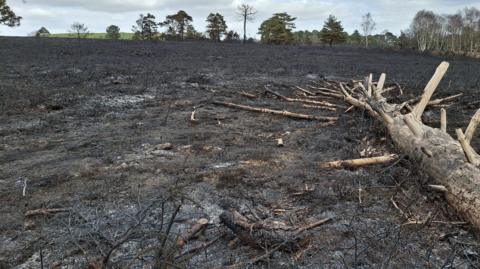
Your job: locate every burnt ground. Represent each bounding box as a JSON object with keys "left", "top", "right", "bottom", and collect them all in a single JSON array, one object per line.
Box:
[{"left": 1, "top": 37, "right": 480, "bottom": 268}]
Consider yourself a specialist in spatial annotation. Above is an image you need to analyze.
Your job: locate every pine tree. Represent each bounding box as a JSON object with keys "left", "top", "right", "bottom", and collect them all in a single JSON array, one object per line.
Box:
[
  {"left": 132, "top": 13, "right": 159, "bottom": 41},
  {"left": 350, "top": 30, "right": 362, "bottom": 45},
  {"left": 320, "top": 15, "right": 347, "bottom": 46},
  {"left": 258, "top": 13, "right": 296, "bottom": 45},
  {"left": 160, "top": 10, "right": 193, "bottom": 40},
  {"left": 225, "top": 30, "right": 240, "bottom": 42},
  {"left": 185, "top": 25, "right": 204, "bottom": 40},
  {"left": 206, "top": 13, "right": 228, "bottom": 42},
  {"left": 106, "top": 25, "right": 121, "bottom": 39},
  {"left": 0, "top": 0, "right": 21, "bottom": 27}
]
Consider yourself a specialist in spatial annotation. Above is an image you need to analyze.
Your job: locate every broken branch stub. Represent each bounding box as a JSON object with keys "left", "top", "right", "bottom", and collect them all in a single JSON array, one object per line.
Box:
[
  {"left": 413, "top": 62, "right": 450, "bottom": 121},
  {"left": 440, "top": 108, "right": 447, "bottom": 133},
  {"left": 465, "top": 109, "right": 480, "bottom": 143}
]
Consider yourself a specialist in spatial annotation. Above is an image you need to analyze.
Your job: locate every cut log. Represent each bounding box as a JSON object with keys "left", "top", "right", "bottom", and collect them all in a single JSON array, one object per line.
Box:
[
  {"left": 333, "top": 61, "right": 480, "bottom": 233},
  {"left": 319, "top": 154, "right": 399, "bottom": 169},
  {"left": 212, "top": 101, "right": 338, "bottom": 122}
]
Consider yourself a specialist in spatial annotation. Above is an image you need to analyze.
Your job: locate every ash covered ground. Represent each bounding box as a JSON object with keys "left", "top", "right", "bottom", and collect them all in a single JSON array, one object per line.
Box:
[{"left": 1, "top": 37, "right": 480, "bottom": 268}]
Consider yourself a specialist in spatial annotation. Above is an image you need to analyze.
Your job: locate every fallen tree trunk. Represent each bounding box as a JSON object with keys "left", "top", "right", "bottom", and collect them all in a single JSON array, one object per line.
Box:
[
  {"left": 331, "top": 62, "right": 480, "bottom": 232},
  {"left": 212, "top": 100, "right": 337, "bottom": 122}
]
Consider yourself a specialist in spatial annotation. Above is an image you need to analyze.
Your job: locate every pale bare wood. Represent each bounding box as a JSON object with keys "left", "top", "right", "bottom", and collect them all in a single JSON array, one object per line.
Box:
[
  {"left": 313, "top": 90, "right": 343, "bottom": 99},
  {"left": 277, "top": 138, "right": 284, "bottom": 147},
  {"left": 456, "top": 129, "right": 480, "bottom": 165},
  {"left": 319, "top": 154, "right": 399, "bottom": 169},
  {"left": 295, "top": 86, "right": 315, "bottom": 96},
  {"left": 428, "top": 93, "right": 463, "bottom": 106},
  {"left": 338, "top": 83, "right": 379, "bottom": 119},
  {"left": 213, "top": 101, "right": 338, "bottom": 122},
  {"left": 190, "top": 110, "right": 197, "bottom": 122},
  {"left": 441, "top": 108, "right": 447, "bottom": 133},
  {"left": 465, "top": 109, "right": 480, "bottom": 143},
  {"left": 265, "top": 88, "right": 337, "bottom": 108},
  {"left": 239, "top": 91, "right": 257, "bottom": 99},
  {"left": 302, "top": 104, "right": 337, "bottom": 112},
  {"left": 176, "top": 218, "right": 209, "bottom": 247},
  {"left": 344, "top": 105, "right": 355, "bottom": 113},
  {"left": 306, "top": 85, "right": 341, "bottom": 94},
  {"left": 413, "top": 61, "right": 450, "bottom": 120},
  {"left": 336, "top": 62, "right": 480, "bottom": 232},
  {"left": 382, "top": 86, "right": 399, "bottom": 95},
  {"left": 428, "top": 185, "right": 448, "bottom": 192},
  {"left": 25, "top": 208, "right": 69, "bottom": 217},
  {"left": 377, "top": 73, "right": 386, "bottom": 92},
  {"left": 404, "top": 114, "right": 424, "bottom": 137},
  {"left": 406, "top": 93, "right": 461, "bottom": 108}
]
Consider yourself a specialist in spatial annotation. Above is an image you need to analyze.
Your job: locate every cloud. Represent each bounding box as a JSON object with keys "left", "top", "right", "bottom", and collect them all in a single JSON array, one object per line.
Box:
[{"left": 1, "top": 0, "right": 479, "bottom": 37}]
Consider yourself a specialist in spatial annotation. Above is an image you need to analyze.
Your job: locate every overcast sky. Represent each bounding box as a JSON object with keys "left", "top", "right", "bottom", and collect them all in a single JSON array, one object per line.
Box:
[{"left": 1, "top": 0, "right": 479, "bottom": 37}]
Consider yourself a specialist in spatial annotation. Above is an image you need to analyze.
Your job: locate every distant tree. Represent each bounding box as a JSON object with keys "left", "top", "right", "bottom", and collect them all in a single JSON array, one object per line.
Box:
[
  {"left": 225, "top": 30, "right": 240, "bottom": 42},
  {"left": 294, "top": 30, "right": 317, "bottom": 44},
  {"left": 206, "top": 13, "right": 228, "bottom": 42},
  {"left": 106, "top": 25, "right": 121, "bottom": 39},
  {"left": 35, "top": 27, "right": 50, "bottom": 38},
  {"left": 0, "top": 0, "right": 21, "bottom": 27},
  {"left": 350, "top": 29, "right": 362, "bottom": 44},
  {"left": 411, "top": 10, "right": 439, "bottom": 52},
  {"left": 320, "top": 15, "right": 347, "bottom": 46},
  {"left": 361, "top": 13, "right": 376, "bottom": 48},
  {"left": 398, "top": 31, "right": 408, "bottom": 49},
  {"left": 70, "top": 22, "right": 89, "bottom": 39},
  {"left": 383, "top": 30, "right": 398, "bottom": 46},
  {"left": 236, "top": 3, "right": 256, "bottom": 44},
  {"left": 258, "top": 13, "right": 296, "bottom": 45},
  {"left": 132, "top": 13, "right": 159, "bottom": 41},
  {"left": 185, "top": 24, "right": 204, "bottom": 40},
  {"left": 160, "top": 10, "right": 193, "bottom": 40}
]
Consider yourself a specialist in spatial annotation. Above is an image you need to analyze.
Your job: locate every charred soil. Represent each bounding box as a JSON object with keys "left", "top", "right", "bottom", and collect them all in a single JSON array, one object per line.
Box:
[{"left": 1, "top": 37, "right": 480, "bottom": 268}]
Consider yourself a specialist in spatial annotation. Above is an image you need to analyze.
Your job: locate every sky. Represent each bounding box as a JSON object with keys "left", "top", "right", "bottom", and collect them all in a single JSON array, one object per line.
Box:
[{"left": 1, "top": 0, "right": 480, "bottom": 37}]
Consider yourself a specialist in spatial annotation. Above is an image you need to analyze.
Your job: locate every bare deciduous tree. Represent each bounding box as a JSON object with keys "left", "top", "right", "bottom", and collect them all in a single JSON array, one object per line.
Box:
[
  {"left": 70, "top": 22, "right": 89, "bottom": 39},
  {"left": 411, "top": 10, "right": 439, "bottom": 52},
  {"left": 361, "top": 13, "right": 376, "bottom": 48},
  {"left": 407, "top": 7, "right": 480, "bottom": 54},
  {"left": 236, "top": 3, "right": 256, "bottom": 44}
]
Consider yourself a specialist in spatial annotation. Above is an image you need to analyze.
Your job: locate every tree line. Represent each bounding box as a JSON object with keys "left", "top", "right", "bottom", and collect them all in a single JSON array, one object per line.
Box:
[
  {"left": 405, "top": 8, "right": 480, "bottom": 54},
  {"left": 1, "top": 0, "right": 480, "bottom": 55}
]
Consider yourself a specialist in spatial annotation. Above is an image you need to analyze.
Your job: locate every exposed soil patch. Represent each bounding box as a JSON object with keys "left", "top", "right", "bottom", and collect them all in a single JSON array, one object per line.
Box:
[{"left": 1, "top": 37, "right": 480, "bottom": 268}]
